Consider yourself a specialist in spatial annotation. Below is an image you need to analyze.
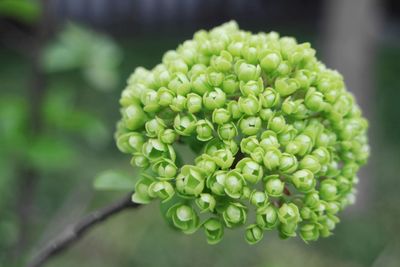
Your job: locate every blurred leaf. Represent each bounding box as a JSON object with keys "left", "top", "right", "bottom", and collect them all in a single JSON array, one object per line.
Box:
[
  {"left": 26, "top": 135, "right": 76, "bottom": 171},
  {"left": 43, "top": 24, "right": 92, "bottom": 72},
  {"left": 0, "top": 0, "right": 40, "bottom": 23},
  {"left": 83, "top": 67, "right": 119, "bottom": 92},
  {"left": 0, "top": 97, "right": 27, "bottom": 152},
  {"left": 43, "top": 44, "right": 83, "bottom": 72},
  {"left": 94, "top": 170, "right": 136, "bottom": 191},
  {"left": 0, "top": 220, "right": 18, "bottom": 247},
  {"left": 43, "top": 23, "right": 122, "bottom": 91},
  {"left": 0, "top": 155, "right": 14, "bottom": 205},
  {"left": 43, "top": 88, "right": 109, "bottom": 147}
]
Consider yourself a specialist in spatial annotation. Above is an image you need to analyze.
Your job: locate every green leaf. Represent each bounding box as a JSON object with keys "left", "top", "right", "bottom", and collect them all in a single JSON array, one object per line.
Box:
[
  {"left": 94, "top": 170, "right": 136, "bottom": 191},
  {"left": 131, "top": 192, "right": 152, "bottom": 204},
  {"left": 26, "top": 135, "right": 76, "bottom": 171},
  {"left": 43, "top": 89, "right": 109, "bottom": 147},
  {"left": 0, "top": 97, "right": 28, "bottom": 152},
  {"left": 0, "top": 0, "right": 40, "bottom": 23},
  {"left": 43, "top": 23, "right": 122, "bottom": 91}
]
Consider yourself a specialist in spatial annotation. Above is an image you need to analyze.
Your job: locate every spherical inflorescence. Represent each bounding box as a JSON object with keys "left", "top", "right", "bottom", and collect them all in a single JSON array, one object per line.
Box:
[{"left": 115, "top": 21, "right": 369, "bottom": 244}]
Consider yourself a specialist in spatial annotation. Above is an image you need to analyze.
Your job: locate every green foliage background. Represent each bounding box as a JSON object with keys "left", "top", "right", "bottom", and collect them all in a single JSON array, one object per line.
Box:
[{"left": 0, "top": 7, "right": 400, "bottom": 267}]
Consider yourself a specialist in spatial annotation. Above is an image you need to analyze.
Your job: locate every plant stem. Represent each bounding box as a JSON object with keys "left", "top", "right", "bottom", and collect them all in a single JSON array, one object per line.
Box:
[
  {"left": 27, "top": 194, "right": 141, "bottom": 267},
  {"left": 13, "top": 0, "right": 50, "bottom": 261}
]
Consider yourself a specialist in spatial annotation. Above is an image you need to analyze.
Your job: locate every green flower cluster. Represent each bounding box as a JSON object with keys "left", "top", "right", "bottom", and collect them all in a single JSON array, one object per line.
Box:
[{"left": 115, "top": 21, "right": 369, "bottom": 244}]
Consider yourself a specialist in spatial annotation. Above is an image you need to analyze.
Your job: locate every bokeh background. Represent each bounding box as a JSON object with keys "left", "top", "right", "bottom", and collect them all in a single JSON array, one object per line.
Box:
[{"left": 1, "top": 0, "right": 400, "bottom": 266}]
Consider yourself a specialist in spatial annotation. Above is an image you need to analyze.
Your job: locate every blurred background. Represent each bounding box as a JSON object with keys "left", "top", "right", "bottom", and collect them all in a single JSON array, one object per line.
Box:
[{"left": 1, "top": 0, "right": 399, "bottom": 266}]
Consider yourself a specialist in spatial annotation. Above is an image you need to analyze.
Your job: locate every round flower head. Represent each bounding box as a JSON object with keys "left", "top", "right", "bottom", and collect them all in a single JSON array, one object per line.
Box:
[{"left": 115, "top": 21, "right": 369, "bottom": 244}]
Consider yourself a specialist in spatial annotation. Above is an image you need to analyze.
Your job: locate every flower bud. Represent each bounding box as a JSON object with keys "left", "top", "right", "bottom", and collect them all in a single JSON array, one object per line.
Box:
[
  {"left": 260, "top": 87, "right": 280, "bottom": 108},
  {"left": 212, "top": 148, "right": 234, "bottom": 169},
  {"left": 203, "top": 88, "right": 226, "bottom": 110},
  {"left": 211, "top": 50, "right": 233, "bottom": 72},
  {"left": 236, "top": 158, "right": 263, "bottom": 184},
  {"left": 312, "top": 147, "right": 331, "bottom": 165},
  {"left": 250, "top": 147, "right": 265, "bottom": 163},
  {"left": 238, "top": 95, "right": 261, "bottom": 115},
  {"left": 122, "top": 104, "right": 147, "bottom": 130},
  {"left": 239, "top": 116, "right": 262, "bottom": 136},
  {"left": 176, "top": 165, "right": 205, "bottom": 197},
  {"left": 227, "top": 101, "right": 242, "bottom": 119},
  {"left": 299, "top": 155, "right": 321, "bottom": 174},
  {"left": 299, "top": 223, "right": 319, "bottom": 242},
  {"left": 206, "top": 170, "right": 227, "bottom": 196},
  {"left": 186, "top": 93, "right": 203, "bottom": 113},
  {"left": 222, "top": 74, "right": 239, "bottom": 94},
  {"left": 263, "top": 147, "right": 281, "bottom": 171},
  {"left": 281, "top": 97, "right": 297, "bottom": 115},
  {"left": 168, "top": 59, "right": 188, "bottom": 74},
  {"left": 153, "top": 158, "right": 177, "bottom": 179},
  {"left": 196, "top": 119, "right": 214, "bottom": 141},
  {"left": 142, "top": 90, "right": 161, "bottom": 113},
  {"left": 239, "top": 78, "right": 264, "bottom": 96},
  {"left": 278, "top": 126, "right": 297, "bottom": 146},
  {"left": 305, "top": 87, "right": 326, "bottom": 112},
  {"left": 207, "top": 69, "right": 224, "bottom": 87},
  {"left": 275, "top": 78, "right": 299, "bottom": 97},
  {"left": 319, "top": 179, "right": 338, "bottom": 201},
  {"left": 142, "top": 139, "right": 170, "bottom": 162},
  {"left": 242, "top": 45, "right": 258, "bottom": 64},
  {"left": 250, "top": 191, "right": 268, "bottom": 208},
  {"left": 157, "top": 87, "right": 175, "bottom": 106},
  {"left": 191, "top": 73, "right": 211, "bottom": 95},
  {"left": 130, "top": 153, "right": 150, "bottom": 168},
  {"left": 158, "top": 129, "right": 176, "bottom": 144},
  {"left": 278, "top": 203, "right": 300, "bottom": 224},
  {"left": 222, "top": 202, "right": 247, "bottom": 228},
  {"left": 223, "top": 170, "right": 245, "bottom": 198},
  {"left": 203, "top": 218, "right": 224, "bottom": 244},
  {"left": 291, "top": 169, "right": 315, "bottom": 193},
  {"left": 295, "top": 69, "right": 314, "bottom": 89},
  {"left": 325, "top": 201, "right": 340, "bottom": 214},
  {"left": 145, "top": 117, "right": 166, "bottom": 137},
  {"left": 196, "top": 193, "right": 216, "bottom": 212},
  {"left": 132, "top": 174, "right": 154, "bottom": 204},
  {"left": 116, "top": 132, "right": 144, "bottom": 153},
  {"left": 304, "top": 191, "right": 320, "bottom": 209},
  {"left": 259, "top": 108, "right": 274, "bottom": 121},
  {"left": 168, "top": 73, "right": 191, "bottom": 95},
  {"left": 195, "top": 155, "right": 217, "bottom": 175},
  {"left": 245, "top": 224, "right": 264, "bottom": 244},
  {"left": 167, "top": 204, "right": 199, "bottom": 234},
  {"left": 292, "top": 134, "right": 313, "bottom": 156},
  {"left": 279, "top": 222, "right": 298, "bottom": 238},
  {"left": 235, "top": 61, "right": 261, "bottom": 82},
  {"left": 169, "top": 95, "right": 187, "bottom": 112},
  {"left": 260, "top": 130, "right": 279, "bottom": 150},
  {"left": 212, "top": 108, "right": 231, "bottom": 125},
  {"left": 174, "top": 113, "right": 197, "bottom": 136},
  {"left": 268, "top": 115, "right": 287, "bottom": 134},
  {"left": 264, "top": 175, "right": 284, "bottom": 197},
  {"left": 148, "top": 181, "right": 175, "bottom": 202},
  {"left": 218, "top": 122, "right": 238, "bottom": 141},
  {"left": 299, "top": 206, "right": 317, "bottom": 221},
  {"left": 260, "top": 51, "right": 281, "bottom": 72},
  {"left": 256, "top": 204, "right": 279, "bottom": 229},
  {"left": 228, "top": 41, "right": 244, "bottom": 57},
  {"left": 279, "top": 153, "right": 298, "bottom": 174},
  {"left": 276, "top": 60, "right": 291, "bottom": 76},
  {"left": 326, "top": 160, "right": 341, "bottom": 178},
  {"left": 240, "top": 136, "right": 259, "bottom": 154}
]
